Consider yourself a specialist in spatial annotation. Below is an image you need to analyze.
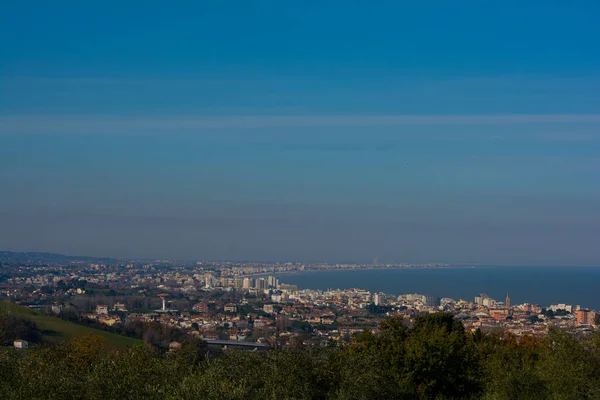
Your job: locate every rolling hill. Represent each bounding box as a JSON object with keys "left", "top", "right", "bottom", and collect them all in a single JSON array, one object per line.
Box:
[
  {"left": 0, "top": 301, "right": 141, "bottom": 349},
  {"left": 0, "top": 251, "right": 117, "bottom": 264}
]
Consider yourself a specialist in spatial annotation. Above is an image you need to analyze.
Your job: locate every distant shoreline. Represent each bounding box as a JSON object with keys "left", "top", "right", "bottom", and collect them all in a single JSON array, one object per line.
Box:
[
  {"left": 258, "top": 266, "right": 600, "bottom": 309},
  {"left": 251, "top": 265, "right": 469, "bottom": 278},
  {"left": 265, "top": 264, "right": 600, "bottom": 279}
]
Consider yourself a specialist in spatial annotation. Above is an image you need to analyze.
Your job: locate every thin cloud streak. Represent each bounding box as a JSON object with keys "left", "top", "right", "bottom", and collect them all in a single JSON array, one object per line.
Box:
[
  {"left": 1, "top": 114, "right": 600, "bottom": 135},
  {"left": 3, "top": 75, "right": 599, "bottom": 86},
  {"left": 0, "top": 76, "right": 271, "bottom": 88}
]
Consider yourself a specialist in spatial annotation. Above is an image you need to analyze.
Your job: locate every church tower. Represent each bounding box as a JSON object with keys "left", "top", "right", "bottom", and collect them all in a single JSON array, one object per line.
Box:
[{"left": 505, "top": 293, "right": 510, "bottom": 308}]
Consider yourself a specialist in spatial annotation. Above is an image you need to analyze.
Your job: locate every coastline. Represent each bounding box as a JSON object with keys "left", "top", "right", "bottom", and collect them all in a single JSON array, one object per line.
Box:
[
  {"left": 251, "top": 265, "right": 462, "bottom": 278},
  {"left": 260, "top": 266, "right": 600, "bottom": 309}
]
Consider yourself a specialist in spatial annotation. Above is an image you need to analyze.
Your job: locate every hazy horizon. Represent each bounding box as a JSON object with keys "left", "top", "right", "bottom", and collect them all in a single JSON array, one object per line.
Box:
[{"left": 2, "top": 3, "right": 600, "bottom": 265}]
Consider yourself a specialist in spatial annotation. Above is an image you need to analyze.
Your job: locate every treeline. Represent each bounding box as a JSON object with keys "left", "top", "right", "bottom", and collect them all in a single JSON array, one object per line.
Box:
[{"left": 2, "top": 313, "right": 600, "bottom": 399}]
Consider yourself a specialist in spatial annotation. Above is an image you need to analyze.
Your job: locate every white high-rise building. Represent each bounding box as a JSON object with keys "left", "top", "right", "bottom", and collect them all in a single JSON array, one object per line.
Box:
[
  {"left": 482, "top": 297, "right": 496, "bottom": 307},
  {"left": 373, "top": 293, "right": 385, "bottom": 305},
  {"left": 204, "top": 273, "right": 215, "bottom": 288},
  {"left": 243, "top": 277, "right": 253, "bottom": 289},
  {"left": 256, "top": 278, "right": 267, "bottom": 290},
  {"left": 267, "top": 276, "right": 279, "bottom": 288},
  {"left": 475, "top": 294, "right": 490, "bottom": 306}
]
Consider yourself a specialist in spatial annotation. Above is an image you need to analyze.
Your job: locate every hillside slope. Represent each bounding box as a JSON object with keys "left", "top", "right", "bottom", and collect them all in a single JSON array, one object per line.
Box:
[{"left": 0, "top": 301, "right": 141, "bottom": 349}]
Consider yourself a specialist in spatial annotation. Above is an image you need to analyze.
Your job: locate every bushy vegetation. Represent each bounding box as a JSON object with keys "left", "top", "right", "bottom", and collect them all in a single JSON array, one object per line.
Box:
[
  {"left": 2, "top": 313, "right": 600, "bottom": 399},
  {"left": 0, "top": 315, "right": 42, "bottom": 346}
]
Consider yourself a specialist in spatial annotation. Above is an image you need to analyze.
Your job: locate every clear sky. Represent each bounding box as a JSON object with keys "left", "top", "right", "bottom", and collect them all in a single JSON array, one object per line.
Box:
[{"left": 1, "top": 1, "right": 599, "bottom": 265}]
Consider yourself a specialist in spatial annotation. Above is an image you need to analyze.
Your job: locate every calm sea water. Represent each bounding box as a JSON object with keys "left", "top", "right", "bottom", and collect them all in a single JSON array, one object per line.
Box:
[{"left": 274, "top": 266, "right": 600, "bottom": 309}]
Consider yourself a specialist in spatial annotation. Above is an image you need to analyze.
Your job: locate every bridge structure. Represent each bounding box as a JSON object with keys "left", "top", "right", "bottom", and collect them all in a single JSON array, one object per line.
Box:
[{"left": 204, "top": 339, "right": 270, "bottom": 351}]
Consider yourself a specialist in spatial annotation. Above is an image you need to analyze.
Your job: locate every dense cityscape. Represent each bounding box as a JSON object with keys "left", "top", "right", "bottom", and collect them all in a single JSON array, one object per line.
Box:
[
  {"left": 2, "top": 252, "right": 600, "bottom": 399},
  {"left": 1, "top": 252, "right": 597, "bottom": 351}
]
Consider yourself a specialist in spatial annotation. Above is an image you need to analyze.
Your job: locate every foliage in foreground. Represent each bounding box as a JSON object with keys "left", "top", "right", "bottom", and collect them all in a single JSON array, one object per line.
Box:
[{"left": 2, "top": 313, "right": 600, "bottom": 400}]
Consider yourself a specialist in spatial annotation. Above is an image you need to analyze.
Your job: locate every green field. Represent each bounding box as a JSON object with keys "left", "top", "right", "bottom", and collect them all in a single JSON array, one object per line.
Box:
[{"left": 1, "top": 301, "right": 142, "bottom": 349}]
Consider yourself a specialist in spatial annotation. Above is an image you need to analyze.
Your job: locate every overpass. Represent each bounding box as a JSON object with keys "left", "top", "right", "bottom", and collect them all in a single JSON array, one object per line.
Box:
[{"left": 205, "top": 339, "right": 270, "bottom": 351}]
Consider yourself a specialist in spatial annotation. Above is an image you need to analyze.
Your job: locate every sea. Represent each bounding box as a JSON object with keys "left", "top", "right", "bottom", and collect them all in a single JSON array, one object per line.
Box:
[{"left": 274, "top": 266, "right": 600, "bottom": 309}]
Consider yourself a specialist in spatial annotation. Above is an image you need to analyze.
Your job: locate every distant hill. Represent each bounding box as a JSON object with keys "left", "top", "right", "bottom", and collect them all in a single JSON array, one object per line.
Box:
[
  {"left": 0, "top": 251, "right": 116, "bottom": 264},
  {"left": 0, "top": 301, "right": 141, "bottom": 349}
]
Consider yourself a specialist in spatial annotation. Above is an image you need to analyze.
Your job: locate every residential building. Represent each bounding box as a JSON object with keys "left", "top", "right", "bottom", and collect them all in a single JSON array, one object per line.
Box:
[
  {"left": 424, "top": 296, "right": 441, "bottom": 307},
  {"left": 14, "top": 340, "right": 28, "bottom": 349},
  {"left": 576, "top": 309, "right": 595, "bottom": 325},
  {"left": 224, "top": 304, "right": 237, "bottom": 313},
  {"left": 373, "top": 293, "right": 385, "bottom": 305},
  {"left": 96, "top": 304, "right": 109, "bottom": 315},
  {"left": 243, "top": 277, "right": 253, "bottom": 289},
  {"left": 193, "top": 302, "right": 209, "bottom": 314}
]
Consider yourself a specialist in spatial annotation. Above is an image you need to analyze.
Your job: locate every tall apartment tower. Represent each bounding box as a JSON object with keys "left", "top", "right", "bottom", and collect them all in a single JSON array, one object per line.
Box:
[
  {"left": 576, "top": 309, "right": 594, "bottom": 325},
  {"left": 256, "top": 278, "right": 267, "bottom": 290},
  {"left": 267, "top": 276, "right": 279, "bottom": 288},
  {"left": 243, "top": 277, "right": 253, "bottom": 289},
  {"left": 373, "top": 293, "right": 385, "bottom": 305}
]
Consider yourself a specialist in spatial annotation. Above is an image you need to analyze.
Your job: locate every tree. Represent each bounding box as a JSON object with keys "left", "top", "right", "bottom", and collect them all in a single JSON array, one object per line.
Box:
[
  {"left": 480, "top": 333, "right": 548, "bottom": 400},
  {"left": 402, "top": 313, "right": 481, "bottom": 398},
  {"left": 536, "top": 328, "right": 600, "bottom": 400},
  {"left": 0, "top": 315, "right": 42, "bottom": 345},
  {"left": 350, "top": 313, "right": 481, "bottom": 398},
  {"left": 291, "top": 320, "right": 313, "bottom": 333},
  {"left": 3, "top": 312, "right": 600, "bottom": 399},
  {"left": 65, "top": 334, "right": 107, "bottom": 371}
]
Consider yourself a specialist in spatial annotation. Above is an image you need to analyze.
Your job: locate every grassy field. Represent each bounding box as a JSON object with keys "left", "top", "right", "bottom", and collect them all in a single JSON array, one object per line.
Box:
[{"left": 1, "top": 301, "right": 142, "bottom": 349}]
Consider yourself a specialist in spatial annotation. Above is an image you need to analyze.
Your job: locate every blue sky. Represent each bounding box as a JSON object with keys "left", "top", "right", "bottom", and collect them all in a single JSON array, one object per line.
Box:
[{"left": 1, "top": 1, "right": 599, "bottom": 264}]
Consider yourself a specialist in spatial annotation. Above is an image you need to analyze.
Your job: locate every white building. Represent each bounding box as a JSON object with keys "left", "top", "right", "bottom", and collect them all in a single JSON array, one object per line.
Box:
[
  {"left": 271, "top": 293, "right": 283, "bottom": 302},
  {"left": 549, "top": 304, "right": 573, "bottom": 313},
  {"left": 255, "top": 278, "right": 267, "bottom": 290},
  {"left": 482, "top": 298, "right": 496, "bottom": 307},
  {"left": 267, "top": 276, "right": 279, "bottom": 288},
  {"left": 96, "top": 304, "right": 109, "bottom": 315},
  {"left": 475, "top": 294, "right": 490, "bottom": 306},
  {"left": 373, "top": 293, "right": 386, "bottom": 305},
  {"left": 263, "top": 304, "right": 275, "bottom": 314}
]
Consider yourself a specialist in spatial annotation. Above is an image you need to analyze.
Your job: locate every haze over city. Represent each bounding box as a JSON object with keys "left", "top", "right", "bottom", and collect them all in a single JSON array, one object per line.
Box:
[{"left": 1, "top": 2, "right": 600, "bottom": 265}]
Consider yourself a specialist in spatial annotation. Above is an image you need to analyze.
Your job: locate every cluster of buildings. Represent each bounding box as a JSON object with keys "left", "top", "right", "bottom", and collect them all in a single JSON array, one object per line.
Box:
[
  {"left": 1, "top": 259, "right": 598, "bottom": 346},
  {"left": 66, "top": 287, "right": 599, "bottom": 346}
]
